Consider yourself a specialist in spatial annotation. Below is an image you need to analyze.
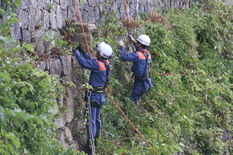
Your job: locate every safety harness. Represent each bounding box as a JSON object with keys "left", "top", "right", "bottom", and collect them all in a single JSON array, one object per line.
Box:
[
  {"left": 92, "top": 60, "right": 111, "bottom": 92},
  {"left": 134, "top": 50, "right": 150, "bottom": 82},
  {"left": 85, "top": 59, "right": 111, "bottom": 154},
  {"left": 133, "top": 50, "right": 151, "bottom": 96},
  {"left": 98, "top": 60, "right": 111, "bottom": 87}
]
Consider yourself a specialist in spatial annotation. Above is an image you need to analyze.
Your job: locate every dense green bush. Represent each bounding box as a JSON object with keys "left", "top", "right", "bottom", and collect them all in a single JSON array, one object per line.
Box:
[
  {"left": 0, "top": 1, "right": 74, "bottom": 154},
  {"left": 0, "top": 57, "right": 65, "bottom": 154},
  {"left": 1, "top": 0, "right": 233, "bottom": 154},
  {"left": 96, "top": 2, "right": 233, "bottom": 155}
]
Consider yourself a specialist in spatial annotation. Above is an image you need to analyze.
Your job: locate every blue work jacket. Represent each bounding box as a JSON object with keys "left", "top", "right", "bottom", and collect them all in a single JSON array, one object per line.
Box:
[
  {"left": 74, "top": 50, "right": 109, "bottom": 88},
  {"left": 120, "top": 46, "right": 152, "bottom": 77}
]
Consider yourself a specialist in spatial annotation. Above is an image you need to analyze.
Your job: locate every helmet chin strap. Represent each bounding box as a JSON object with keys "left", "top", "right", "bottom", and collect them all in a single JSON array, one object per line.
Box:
[
  {"left": 97, "top": 52, "right": 103, "bottom": 59},
  {"left": 136, "top": 42, "right": 142, "bottom": 50}
]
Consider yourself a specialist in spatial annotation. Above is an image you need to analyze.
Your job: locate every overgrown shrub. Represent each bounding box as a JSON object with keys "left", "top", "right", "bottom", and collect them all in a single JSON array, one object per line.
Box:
[
  {"left": 0, "top": 1, "right": 74, "bottom": 154},
  {"left": 96, "top": 2, "right": 233, "bottom": 155}
]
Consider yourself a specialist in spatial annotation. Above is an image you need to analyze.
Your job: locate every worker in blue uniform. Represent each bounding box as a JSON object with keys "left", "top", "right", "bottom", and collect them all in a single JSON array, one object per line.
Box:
[
  {"left": 73, "top": 42, "right": 112, "bottom": 154},
  {"left": 119, "top": 34, "right": 152, "bottom": 106}
]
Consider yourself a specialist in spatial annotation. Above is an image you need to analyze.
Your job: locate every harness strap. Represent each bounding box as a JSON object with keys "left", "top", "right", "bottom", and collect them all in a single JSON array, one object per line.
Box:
[
  {"left": 133, "top": 50, "right": 151, "bottom": 96},
  {"left": 142, "top": 51, "right": 149, "bottom": 77},
  {"left": 134, "top": 74, "right": 149, "bottom": 82},
  {"left": 98, "top": 60, "right": 111, "bottom": 87},
  {"left": 92, "top": 87, "right": 105, "bottom": 93},
  {"left": 134, "top": 50, "right": 150, "bottom": 82}
]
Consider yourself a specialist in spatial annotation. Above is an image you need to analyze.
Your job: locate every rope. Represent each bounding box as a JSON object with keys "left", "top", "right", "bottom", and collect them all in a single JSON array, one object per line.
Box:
[
  {"left": 73, "top": 1, "right": 95, "bottom": 153},
  {"left": 122, "top": 0, "right": 187, "bottom": 78},
  {"left": 73, "top": 0, "right": 92, "bottom": 59},
  {"left": 180, "top": 71, "right": 188, "bottom": 77},
  {"left": 73, "top": 0, "right": 153, "bottom": 150},
  {"left": 123, "top": 0, "right": 130, "bottom": 31},
  {"left": 87, "top": 91, "right": 95, "bottom": 154},
  {"left": 106, "top": 90, "right": 151, "bottom": 147}
]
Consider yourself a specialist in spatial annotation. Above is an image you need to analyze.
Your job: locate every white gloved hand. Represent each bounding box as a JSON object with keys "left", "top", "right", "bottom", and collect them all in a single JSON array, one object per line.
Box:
[
  {"left": 128, "top": 35, "right": 135, "bottom": 42},
  {"left": 119, "top": 40, "right": 124, "bottom": 47}
]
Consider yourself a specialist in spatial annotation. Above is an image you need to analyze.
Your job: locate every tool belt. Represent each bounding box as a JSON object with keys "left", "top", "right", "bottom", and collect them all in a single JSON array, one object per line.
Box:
[
  {"left": 134, "top": 74, "right": 149, "bottom": 82},
  {"left": 92, "top": 87, "right": 105, "bottom": 93}
]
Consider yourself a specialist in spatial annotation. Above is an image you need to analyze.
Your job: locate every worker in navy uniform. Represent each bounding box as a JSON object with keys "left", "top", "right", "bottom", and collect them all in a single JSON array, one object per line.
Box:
[
  {"left": 73, "top": 42, "right": 112, "bottom": 154},
  {"left": 119, "top": 35, "right": 152, "bottom": 106}
]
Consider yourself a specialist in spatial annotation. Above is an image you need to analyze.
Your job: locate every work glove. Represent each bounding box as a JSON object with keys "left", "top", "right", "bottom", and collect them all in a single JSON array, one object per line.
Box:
[
  {"left": 76, "top": 44, "right": 86, "bottom": 54},
  {"left": 128, "top": 34, "right": 136, "bottom": 42},
  {"left": 119, "top": 40, "right": 124, "bottom": 47},
  {"left": 72, "top": 49, "right": 77, "bottom": 55}
]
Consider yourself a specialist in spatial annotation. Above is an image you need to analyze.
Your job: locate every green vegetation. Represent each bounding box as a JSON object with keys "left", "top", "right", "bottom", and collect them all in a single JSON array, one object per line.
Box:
[
  {"left": 94, "top": 2, "right": 233, "bottom": 155},
  {"left": 0, "top": 1, "right": 75, "bottom": 154},
  {"left": 1, "top": 0, "right": 233, "bottom": 155}
]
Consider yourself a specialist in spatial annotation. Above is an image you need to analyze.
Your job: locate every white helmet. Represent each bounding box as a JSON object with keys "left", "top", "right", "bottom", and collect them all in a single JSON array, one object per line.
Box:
[
  {"left": 137, "top": 35, "right": 151, "bottom": 46},
  {"left": 96, "top": 42, "right": 113, "bottom": 58}
]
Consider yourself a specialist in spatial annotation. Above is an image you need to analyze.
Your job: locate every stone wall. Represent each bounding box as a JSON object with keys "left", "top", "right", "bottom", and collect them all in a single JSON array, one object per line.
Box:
[
  {"left": 223, "top": 0, "right": 233, "bottom": 5},
  {"left": 0, "top": 0, "right": 201, "bottom": 151},
  {"left": 0, "top": 0, "right": 198, "bottom": 52},
  {"left": 35, "top": 23, "right": 96, "bottom": 151},
  {"left": 37, "top": 54, "right": 87, "bottom": 151}
]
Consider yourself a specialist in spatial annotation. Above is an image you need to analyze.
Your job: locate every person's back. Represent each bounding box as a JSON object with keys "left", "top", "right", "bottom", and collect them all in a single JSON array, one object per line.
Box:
[
  {"left": 119, "top": 34, "right": 152, "bottom": 105},
  {"left": 130, "top": 49, "right": 151, "bottom": 76},
  {"left": 73, "top": 42, "right": 113, "bottom": 154}
]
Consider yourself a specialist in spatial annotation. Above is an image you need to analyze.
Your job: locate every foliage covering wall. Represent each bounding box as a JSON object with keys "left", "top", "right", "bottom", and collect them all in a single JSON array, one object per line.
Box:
[
  {"left": 1, "top": 0, "right": 233, "bottom": 155},
  {"left": 93, "top": 1, "right": 233, "bottom": 154}
]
